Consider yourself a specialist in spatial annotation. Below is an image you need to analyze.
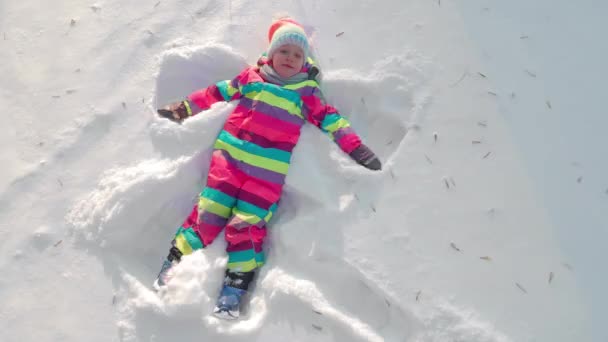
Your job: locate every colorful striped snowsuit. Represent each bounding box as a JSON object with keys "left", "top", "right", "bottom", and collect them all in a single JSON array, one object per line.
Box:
[{"left": 172, "top": 62, "right": 363, "bottom": 272}]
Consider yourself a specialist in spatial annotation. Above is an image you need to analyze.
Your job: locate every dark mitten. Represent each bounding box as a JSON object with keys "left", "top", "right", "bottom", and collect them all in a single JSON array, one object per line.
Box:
[
  {"left": 157, "top": 100, "right": 191, "bottom": 123},
  {"left": 349, "top": 144, "right": 382, "bottom": 170}
]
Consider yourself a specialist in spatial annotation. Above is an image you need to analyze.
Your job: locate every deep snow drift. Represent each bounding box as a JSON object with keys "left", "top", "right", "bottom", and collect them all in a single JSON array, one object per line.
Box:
[{"left": 0, "top": 0, "right": 602, "bottom": 341}]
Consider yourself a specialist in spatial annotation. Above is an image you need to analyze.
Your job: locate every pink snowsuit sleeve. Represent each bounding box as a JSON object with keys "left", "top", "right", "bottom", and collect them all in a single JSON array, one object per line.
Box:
[
  {"left": 185, "top": 76, "right": 243, "bottom": 116},
  {"left": 301, "top": 87, "right": 362, "bottom": 154}
]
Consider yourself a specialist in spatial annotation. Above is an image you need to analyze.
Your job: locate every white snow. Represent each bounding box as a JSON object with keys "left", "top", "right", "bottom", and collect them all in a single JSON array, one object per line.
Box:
[{"left": 1, "top": 0, "right": 605, "bottom": 341}]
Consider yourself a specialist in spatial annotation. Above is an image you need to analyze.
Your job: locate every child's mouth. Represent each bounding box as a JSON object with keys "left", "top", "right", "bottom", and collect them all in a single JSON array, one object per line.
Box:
[{"left": 282, "top": 64, "right": 294, "bottom": 69}]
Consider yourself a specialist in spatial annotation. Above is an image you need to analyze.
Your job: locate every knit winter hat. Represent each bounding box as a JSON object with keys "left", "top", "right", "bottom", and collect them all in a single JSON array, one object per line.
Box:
[{"left": 266, "top": 18, "right": 310, "bottom": 61}]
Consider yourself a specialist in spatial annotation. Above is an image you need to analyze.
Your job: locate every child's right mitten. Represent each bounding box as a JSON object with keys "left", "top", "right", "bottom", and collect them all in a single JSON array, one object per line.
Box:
[
  {"left": 349, "top": 144, "right": 382, "bottom": 171},
  {"left": 157, "top": 100, "right": 192, "bottom": 123}
]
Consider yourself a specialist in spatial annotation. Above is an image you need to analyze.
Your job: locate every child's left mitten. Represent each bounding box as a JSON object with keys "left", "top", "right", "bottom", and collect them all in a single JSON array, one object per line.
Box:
[
  {"left": 157, "top": 100, "right": 192, "bottom": 123},
  {"left": 349, "top": 144, "right": 382, "bottom": 171}
]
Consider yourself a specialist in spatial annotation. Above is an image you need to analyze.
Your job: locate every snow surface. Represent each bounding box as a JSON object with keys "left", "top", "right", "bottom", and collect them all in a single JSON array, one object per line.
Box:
[{"left": 1, "top": 0, "right": 604, "bottom": 341}]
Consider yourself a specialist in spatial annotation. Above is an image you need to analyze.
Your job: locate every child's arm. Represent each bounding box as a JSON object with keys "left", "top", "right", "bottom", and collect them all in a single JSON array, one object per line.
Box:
[
  {"left": 302, "top": 88, "right": 382, "bottom": 170},
  {"left": 157, "top": 77, "right": 242, "bottom": 123}
]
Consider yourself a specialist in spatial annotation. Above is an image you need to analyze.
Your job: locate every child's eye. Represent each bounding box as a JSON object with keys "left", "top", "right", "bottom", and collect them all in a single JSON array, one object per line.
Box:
[
  {"left": 295, "top": 53, "right": 302, "bottom": 59},
  {"left": 280, "top": 49, "right": 288, "bottom": 54}
]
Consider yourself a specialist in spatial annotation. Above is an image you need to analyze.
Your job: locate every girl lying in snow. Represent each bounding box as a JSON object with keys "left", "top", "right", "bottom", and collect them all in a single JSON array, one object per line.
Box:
[{"left": 154, "top": 17, "right": 381, "bottom": 319}]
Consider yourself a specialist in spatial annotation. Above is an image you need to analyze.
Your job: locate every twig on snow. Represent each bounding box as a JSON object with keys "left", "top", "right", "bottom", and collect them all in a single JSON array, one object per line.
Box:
[
  {"left": 562, "top": 262, "right": 573, "bottom": 271},
  {"left": 449, "top": 71, "right": 468, "bottom": 87},
  {"left": 515, "top": 283, "right": 528, "bottom": 294}
]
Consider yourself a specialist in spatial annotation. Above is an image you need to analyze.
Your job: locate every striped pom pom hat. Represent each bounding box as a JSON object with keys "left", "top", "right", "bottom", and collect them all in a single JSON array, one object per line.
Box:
[{"left": 266, "top": 18, "right": 310, "bottom": 60}]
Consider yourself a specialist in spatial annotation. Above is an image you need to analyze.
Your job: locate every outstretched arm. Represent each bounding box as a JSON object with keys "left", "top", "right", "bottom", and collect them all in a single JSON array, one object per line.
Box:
[
  {"left": 302, "top": 87, "right": 381, "bottom": 170},
  {"left": 157, "top": 77, "right": 242, "bottom": 123}
]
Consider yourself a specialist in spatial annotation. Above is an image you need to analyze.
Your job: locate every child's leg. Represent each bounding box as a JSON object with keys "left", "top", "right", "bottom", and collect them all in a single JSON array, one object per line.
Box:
[
  {"left": 213, "top": 198, "right": 277, "bottom": 317},
  {"left": 213, "top": 174, "right": 282, "bottom": 317},
  {"left": 155, "top": 152, "right": 245, "bottom": 289},
  {"left": 172, "top": 150, "right": 246, "bottom": 256},
  {"left": 224, "top": 177, "right": 282, "bottom": 273}
]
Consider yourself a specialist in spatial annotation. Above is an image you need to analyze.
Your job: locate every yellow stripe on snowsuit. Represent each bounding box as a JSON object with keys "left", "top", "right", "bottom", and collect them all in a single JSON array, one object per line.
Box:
[
  {"left": 283, "top": 80, "right": 319, "bottom": 90},
  {"left": 232, "top": 208, "right": 262, "bottom": 225},
  {"left": 175, "top": 233, "right": 194, "bottom": 255},
  {"left": 325, "top": 119, "right": 350, "bottom": 137},
  {"left": 198, "top": 197, "right": 232, "bottom": 218},
  {"left": 214, "top": 139, "right": 290, "bottom": 174},
  {"left": 263, "top": 208, "right": 273, "bottom": 222},
  {"left": 173, "top": 227, "right": 204, "bottom": 256},
  {"left": 216, "top": 80, "right": 240, "bottom": 101},
  {"left": 321, "top": 114, "right": 351, "bottom": 140},
  {"left": 231, "top": 207, "right": 274, "bottom": 226},
  {"left": 183, "top": 100, "right": 193, "bottom": 116},
  {"left": 244, "top": 90, "right": 304, "bottom": 120},
  {"left": 227, "top": 249, "right": 265, "bottom": 272},
  {"left": 227, "top": 259, "right": 264, "bottom": 272}
]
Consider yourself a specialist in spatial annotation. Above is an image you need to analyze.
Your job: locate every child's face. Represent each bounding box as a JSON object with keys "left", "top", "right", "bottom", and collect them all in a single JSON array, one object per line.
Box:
[{"left": 271, "top": 44, "right": 305, "bottom": 78}]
